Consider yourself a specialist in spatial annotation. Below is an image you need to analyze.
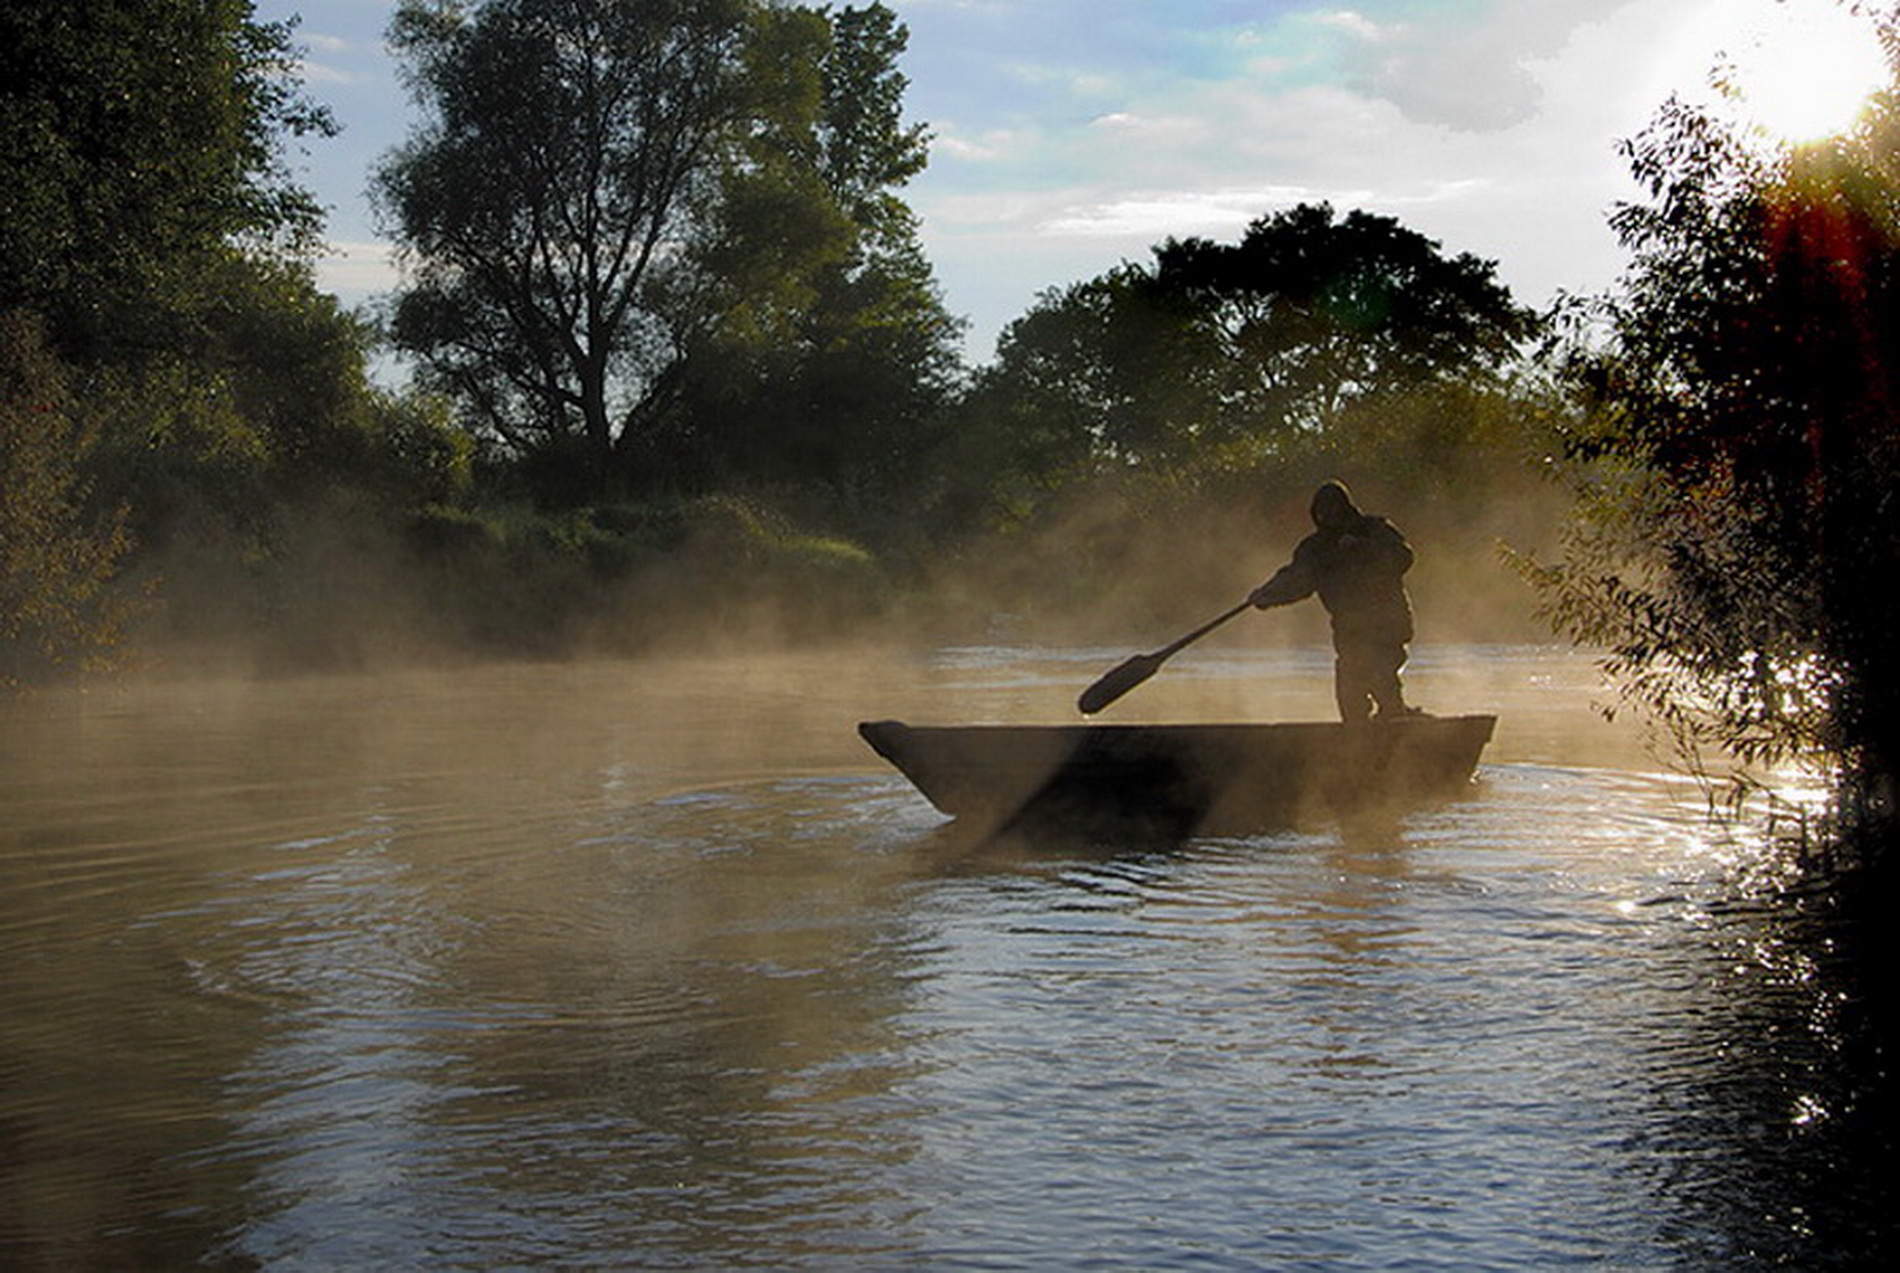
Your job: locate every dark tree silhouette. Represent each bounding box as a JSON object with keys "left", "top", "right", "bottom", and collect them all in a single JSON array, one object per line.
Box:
[
  {"left": 378, "top": 0, "right": 758, "bottom": 480},
  {"left": 379, "top": 0, "right": 954, "bottom": 510},
  {"left": 1526, "top": 45, "right": 1900, "bottom": 847},
  {"left": 962, "top": 204, "right": 1535, "bottom": 505},
  {"left": 1153, "top": 204, "right": 1536, "bottom": 439}
]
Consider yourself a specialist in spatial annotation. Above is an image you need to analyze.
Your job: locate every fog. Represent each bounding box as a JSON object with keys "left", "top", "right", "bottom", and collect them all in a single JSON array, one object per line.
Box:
[
  {"left": 909, "top": 469, "right": 1571, "bottom": 651},
  {"left": 94, "top": 469, "right": 1603, "bottom": 756},
  {"left": 53, "top": 470, "right": 1675, "bottom": 816}
]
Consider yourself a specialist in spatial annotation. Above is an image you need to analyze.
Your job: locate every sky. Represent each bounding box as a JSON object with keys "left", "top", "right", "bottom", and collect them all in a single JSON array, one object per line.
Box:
[{"left": 252, "top": 0, "right": 1889, "bottom": 364}]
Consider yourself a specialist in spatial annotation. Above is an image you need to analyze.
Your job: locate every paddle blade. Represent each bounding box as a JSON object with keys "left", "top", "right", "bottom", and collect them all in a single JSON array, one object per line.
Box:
[{"left": 1077, "top": 652, "right": 1161, "bottom": 715}]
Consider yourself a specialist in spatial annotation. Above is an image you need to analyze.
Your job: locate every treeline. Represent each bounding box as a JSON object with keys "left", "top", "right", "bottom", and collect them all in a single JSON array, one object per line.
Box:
[
  {"left": 2, "top": 2, "right": 472, "bottom": 677},
  {"left": 7, "top": 1, "right": 1900, "bottom": 859},
  {"left": 0, "top": 0, "right": 1551, "bottom": 681}
]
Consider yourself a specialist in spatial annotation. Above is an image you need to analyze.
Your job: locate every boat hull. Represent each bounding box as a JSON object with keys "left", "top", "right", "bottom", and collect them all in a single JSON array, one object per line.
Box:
[{"left": 859, "top": 715, "right": 1497, "bottom": 836}]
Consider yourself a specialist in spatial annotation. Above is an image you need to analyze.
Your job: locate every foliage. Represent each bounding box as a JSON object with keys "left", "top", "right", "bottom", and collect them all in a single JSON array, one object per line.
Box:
[
  {"left": 962, "top": 266, "right": 1226, "bottom": 482},
  {"left": 0, "top": 313, "right": 136, "bottom": 687},
  {"left": 380, "top": 0, "right": 757, "bottom": 475},
  {"left": 0, "top": 0, "right": 333, "bottom": 360},
  {"left": 0, "top": 1, "right": 498, "bottom": 675},
  {"left": 397, "top": 492, "right": 889, "bottom": 655},
  {"left": 72, "top": 252, "right": 472, "bottom": 554},
  {"left": 1523, "top": 39, "right": 1900, "bottom": 834},
  {"left": 658, "top": 3, "right": 964, "bottom": 539},
  {"left": 952, "top": 205, "right": 1539, "bottom": 534},
  {"left": 1151, "top": 204, "right": 1538, "bottom": 443}
]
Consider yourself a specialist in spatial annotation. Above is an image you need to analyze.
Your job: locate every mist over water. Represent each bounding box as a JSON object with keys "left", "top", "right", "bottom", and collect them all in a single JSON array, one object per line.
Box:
[{"left": 2, "top": 646, "right": 1891, "bottom": 1266}]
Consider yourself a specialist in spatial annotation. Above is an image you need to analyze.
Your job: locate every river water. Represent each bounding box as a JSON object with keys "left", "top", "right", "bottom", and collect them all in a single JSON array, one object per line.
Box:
[{"left": 1, "top": 645, "right": 1893, "bottom": 1268}]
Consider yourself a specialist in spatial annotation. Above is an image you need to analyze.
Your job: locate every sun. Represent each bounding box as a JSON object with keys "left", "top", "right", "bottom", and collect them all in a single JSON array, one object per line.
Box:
[{"left": 1718, "top": 0, "right": 1890, "bottom": 143}]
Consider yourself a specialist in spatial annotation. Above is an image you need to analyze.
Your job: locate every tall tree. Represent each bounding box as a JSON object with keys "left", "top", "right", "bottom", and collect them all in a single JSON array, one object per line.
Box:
[
  {"left": 1525, "top": 26, "right": 1900, "bottom": 841},
  {"left": 380, "top": 0, "right": 953, "bottom": 511},
  {"left": 965, "top": 204, "right": 1534, "bottom": 501},
  {"left": 0, "top": 1, "right": 410, "bottom": 678},
  {"left": 379, "top": 0, "right": 757, "bottom": 481},
  {"left": 967, "top": 266, "right": 1225, "bottom": 481},
  {"left": 669, "top": 3, "right": 962, "bottom": 531}
]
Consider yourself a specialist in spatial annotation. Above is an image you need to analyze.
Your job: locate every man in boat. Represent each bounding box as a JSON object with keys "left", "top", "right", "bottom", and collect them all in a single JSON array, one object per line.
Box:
[{"left": 1250, "top": 480, "right": 1419, "bottom": 723}]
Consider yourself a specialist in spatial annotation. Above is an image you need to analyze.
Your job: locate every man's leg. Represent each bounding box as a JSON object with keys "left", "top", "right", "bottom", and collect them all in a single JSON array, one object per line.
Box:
[
  {"left": 1368, "top": 641, "right": 1412, "bottom": 718},
  {"left": 1334, "top": 647, "right": 1375, "bottom": 723}
]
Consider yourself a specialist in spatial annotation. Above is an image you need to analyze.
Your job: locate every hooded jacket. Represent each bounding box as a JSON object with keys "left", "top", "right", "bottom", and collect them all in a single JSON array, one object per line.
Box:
[{"left": 1252, "top": 481, "right": 1415, "bottom": 644}]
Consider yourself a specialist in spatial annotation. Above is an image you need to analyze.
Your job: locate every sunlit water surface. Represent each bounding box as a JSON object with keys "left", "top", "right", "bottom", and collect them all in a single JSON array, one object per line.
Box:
[{"left": 2, "top": 646, "right": 1893, "bottom": 1267}]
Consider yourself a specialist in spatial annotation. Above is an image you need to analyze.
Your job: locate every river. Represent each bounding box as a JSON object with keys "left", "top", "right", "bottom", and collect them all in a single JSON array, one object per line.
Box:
[{"left": 1, "top": 645, "right": 1892, "bottom": 1267}]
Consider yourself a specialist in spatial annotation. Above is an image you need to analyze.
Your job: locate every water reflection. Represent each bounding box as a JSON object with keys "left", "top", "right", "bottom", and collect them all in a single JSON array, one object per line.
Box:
[
  {"left": 1, "top": 651, "right": 1895, "bottom": 1265},
  {"left": 1622, "top": 879, "right": 1898, "bottom": 1267}
]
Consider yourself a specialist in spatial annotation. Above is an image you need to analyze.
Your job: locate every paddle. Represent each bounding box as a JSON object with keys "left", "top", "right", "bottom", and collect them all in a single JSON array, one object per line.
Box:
[{"left": 1076, "top": 599, "right": 1253, "bottom": 715}]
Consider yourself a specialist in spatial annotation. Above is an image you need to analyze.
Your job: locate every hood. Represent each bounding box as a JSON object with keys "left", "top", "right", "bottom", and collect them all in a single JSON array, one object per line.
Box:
[{"left": 1310, "top": 480, "right": 1361, "bottom": 530}]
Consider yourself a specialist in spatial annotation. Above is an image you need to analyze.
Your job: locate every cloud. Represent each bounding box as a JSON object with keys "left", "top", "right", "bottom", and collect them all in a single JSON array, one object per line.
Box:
[
  {"left": 1322, "top": 0, "right": 1647, "bottom": 132},
  {"left": 1314, "top": 10, "right": 1384, "bottom": 42},
  {"left": 1036, "top": 171, "right": 1500, "bottom": 242},
  {"left": 1005, "top": 60, "right": 1124, "bottom": 98},
  {"left": 1040, "top": 184, "right": 1381, "bottom": 237},
  {"left": 285, "top": 26, "right": 373, "bottom": 85},
  {"left": 931, "top": 125, "right": 1031, "bottom": 164},
  {"left": 297, "top": 58, "right": 367, "bottom": 87},
  {"left": 903, "top": 1, "right": 1716, "bottom": 359},
  {"left": 311, "top": 240, "right": 402, "bottom": 305}
]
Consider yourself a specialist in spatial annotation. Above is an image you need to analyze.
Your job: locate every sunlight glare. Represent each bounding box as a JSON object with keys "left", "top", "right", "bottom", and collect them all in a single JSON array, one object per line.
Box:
[{"left": 1721, "top": 1, "right": 1889, "bottom": 143}]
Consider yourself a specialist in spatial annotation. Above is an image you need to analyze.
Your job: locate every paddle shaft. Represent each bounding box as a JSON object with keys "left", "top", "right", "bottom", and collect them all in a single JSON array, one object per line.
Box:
[
  {"left": 1151, "top": 599, "right": 1252, "bottom": 662},
  {"left": 1076, "top": 599, "right": 1253, "bottom": 714}
]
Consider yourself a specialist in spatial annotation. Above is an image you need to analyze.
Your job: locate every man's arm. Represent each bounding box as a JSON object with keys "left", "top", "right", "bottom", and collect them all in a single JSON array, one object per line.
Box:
[
  {"left": 1250, "top": 555, "right": 1315, "bottom": 609},
  {"left": 1368, "top": 519, "right": 1415, "bottom": 574}
]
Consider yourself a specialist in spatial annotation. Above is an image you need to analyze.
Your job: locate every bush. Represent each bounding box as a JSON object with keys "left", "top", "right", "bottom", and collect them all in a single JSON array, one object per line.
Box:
[{"left": 0, "top": 311, "right": 136, "bottom": 687}]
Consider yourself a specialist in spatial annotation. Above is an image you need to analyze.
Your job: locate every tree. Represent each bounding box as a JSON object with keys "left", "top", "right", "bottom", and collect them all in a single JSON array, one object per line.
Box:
[
  {"left": 966, "top": 266, "right": 1225, "bottom": 484},
  {"left": 2, "top": 3, "right": 501, "bottom": 673},
  {"left": 0, "top": 0, "right": 332, "bottom": 361},
  {"left": 666, "top": 3, "right": 963, "bottom": 534},
  {"left": 82, "top": 253, "right": 460, "bottom": 551},
  {"left": 1152, "top": 204, "right": 1537, "bottom": 445},
  {"left": 380, "top": 0, "right": 955, "bottom": 510},
  {"left": 1523, "top": 32, "right": 1900, "bottom": 842},
  {"left": 379, "top": 0, "right": 757, "bottom": 481},
  {"left": 962, "top": 205, "right": 1535, "bottom": 508},
  {"left": 0, "top": 2, "right": 422, "bottom": 673}
]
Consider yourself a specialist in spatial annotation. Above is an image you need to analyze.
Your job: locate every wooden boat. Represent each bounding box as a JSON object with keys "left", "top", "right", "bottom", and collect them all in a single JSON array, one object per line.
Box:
[{"left": 858, "top": 714, "right": 1497, "bottom": 837}]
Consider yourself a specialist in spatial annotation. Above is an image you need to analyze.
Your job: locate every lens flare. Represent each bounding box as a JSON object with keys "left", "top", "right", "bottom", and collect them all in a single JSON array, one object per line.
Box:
[{"left": 1720, "top": 1, "right": 1889, "bottom": 143}]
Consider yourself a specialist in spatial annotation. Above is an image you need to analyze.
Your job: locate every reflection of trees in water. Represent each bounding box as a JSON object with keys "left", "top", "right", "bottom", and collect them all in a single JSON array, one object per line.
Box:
[
  {"left": 0, "top": 707, "right": 351, "bottom": 1267},
  {"left": 315, "top": 783, "right": 939, "bottom": 1266},
  {"left": 0, "top": 912, "right": 272, "bottom": 1267},
  {"left": 1637, "top": 884, "right": 1897, "bottom": 1264}
]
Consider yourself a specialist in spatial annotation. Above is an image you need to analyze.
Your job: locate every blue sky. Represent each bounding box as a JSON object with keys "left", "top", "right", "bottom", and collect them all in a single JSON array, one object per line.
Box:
[{"left": 253, "top": 0, "right": 1884, "bottom": 362}]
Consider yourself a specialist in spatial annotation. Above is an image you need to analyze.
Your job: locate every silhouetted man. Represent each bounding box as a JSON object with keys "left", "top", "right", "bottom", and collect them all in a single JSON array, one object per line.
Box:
[{"left": 1250, "top": 480, "right": 1418, "bottom": 723}]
